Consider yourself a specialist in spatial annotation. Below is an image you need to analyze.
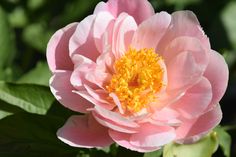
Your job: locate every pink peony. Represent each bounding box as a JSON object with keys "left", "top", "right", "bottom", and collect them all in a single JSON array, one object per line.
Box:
[{"left": 47, "top": 0, "right": 229, "bottom": 152}]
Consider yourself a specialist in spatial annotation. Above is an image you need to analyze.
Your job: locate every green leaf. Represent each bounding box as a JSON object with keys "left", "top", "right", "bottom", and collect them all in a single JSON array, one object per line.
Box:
[
  {"left": 0, "top": 112, "right": 78, "bottom": 157},
  {"left": 144, "top": 149, "right": 162, "bottom": 157},
  {"left": 0, "top": 6, "right": 16, "bottom": 69},
  {"left": 214, "top": 126, "right": 231, "bottom": 157},
  {"left": 23, "top": 23, "right": 53, "bottom": 53},
  {"left": 0, "top": 99, "right": 25, "bottom": 119},
  {"left": 221, "top": 1, "right": 236, "bottom": 50},
  {"left": 163, "top": 132, "right": 219, "bottom": 157},
  {"left": 0, "top": 82, "right": 54, "bottom": 114},
  {"left": 18, "top": 62, "right": 51, "bottom": 86},
  {"left": 0, "top": 110, "right": 12, "bottom": 119}
]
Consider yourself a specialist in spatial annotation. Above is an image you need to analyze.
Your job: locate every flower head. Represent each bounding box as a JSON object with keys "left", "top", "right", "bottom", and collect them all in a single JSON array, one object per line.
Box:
[{"left": 47, "top": 0, "right": 229, "bottom": 152}]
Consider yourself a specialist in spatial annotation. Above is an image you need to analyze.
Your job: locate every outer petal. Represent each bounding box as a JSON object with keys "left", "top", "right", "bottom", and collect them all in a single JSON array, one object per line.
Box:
[
  {"left": 94, "top": 0, "right": 155, "bottom": 24},
  {"left": 175, "top": 104, "right": 222, "bottom": 140},
  {"left": 204, "top": 50, "right": 229, "bottom": 105},
  {"left": 131, "top": 12, "right": 171, "bottom": 50},
  {"left": 130, "top": 124, "right": 176, "bottom": 147},
  {"left": 57, "top": 115, "right": 113, "bottom": 148},
  {"left": 171, "top": 77, "right": 212, "bottom": 119},
  {"left": 50, "top": 70, "right": 93, "bottom": 113},
  {"left": 69, "top": 15, "right": 100, "bottom": 61},
  {"left": 47, "top": 23, "right": 77, "bottom": 72},
  {"left": 109, "top": 130, "right": 160, "bottom": 152},
  {"left": 158, "top": 11, "right": 210, "bottom": 54}
]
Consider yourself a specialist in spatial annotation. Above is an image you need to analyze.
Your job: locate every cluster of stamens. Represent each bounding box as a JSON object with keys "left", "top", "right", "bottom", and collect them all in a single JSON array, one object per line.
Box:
[{"left": 106, "top": 48, "right": 164, "bottom": 115}]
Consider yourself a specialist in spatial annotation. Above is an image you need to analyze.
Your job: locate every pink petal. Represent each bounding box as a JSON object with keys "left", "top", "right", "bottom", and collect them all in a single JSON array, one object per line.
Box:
[
  {"left": 204, "top": 50, "right": 229, "bottom": 105},
  {"left": 96, "top": 51, "right": 115, "bottom": 74},
  {"left": 130, "top": 124, "right": 176, "bottom": 147},
  {"left": 131, "top": 12, "right": 171, "bottom": 50},
  {"left": 47, "top": 23, "right": 77, "bottom": 72},
  {"left": 93, "top": 105, "right": 139, "bottom": 128},
  {"left": 70, "top": 54, "right": 96, "bottom": 89},
  {"left": 85, "top": 68, "right": 112, "bottom": 89},
  {"left": 176, "top": 104, "right": 222, "bottom": 140},
  {"left": 49, "top": 70, "right": 93, "bottom": 113},
  {"left": 166, "top": 51, "right": 203, "bottom": 91},
  {"left": 83, "top": 84, "right": 110, "bottom": 104},
  {"left": 73, "top": 90, "right": 114, "bottom": 110},
  {"left": 112, "top": 13, "right": 137, "bottom": 59},
  {"left": 93, "top": 12, "right": 115, "bottom": 53},
  {"left": 109, "top": 130, "right": 160, "bottom": 152},
  {"left": 92, "top": 111, "right": 138, "bottom": 133},
  {"left": 151, "top": 107, "right": 181, "bottom": 126},
  {"left": 158, "top": 11, "right": 210, "bottom": 53},
  {"left": 94, "top": 0, "right": 155, "bottom": 24},
  {"left": 69, "top": 15, "right": 100, "bottom": 61},
  {"left": 57, "top": 114, "right": 113, "bottom": 148},
  {"left": 171, "top": 77, "right": 212, "bottom": 119},
  {"left": 162, "top": 36, "right": 208, "bottom": 70}
]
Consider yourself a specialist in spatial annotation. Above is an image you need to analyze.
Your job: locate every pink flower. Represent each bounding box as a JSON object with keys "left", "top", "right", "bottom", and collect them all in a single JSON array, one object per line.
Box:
[{"left": 47, "top": 0, "right": 229, "bottom": 152}]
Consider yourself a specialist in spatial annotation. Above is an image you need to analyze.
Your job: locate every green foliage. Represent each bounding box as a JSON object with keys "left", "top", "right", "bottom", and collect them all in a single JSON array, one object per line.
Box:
[
  {"left": 144, "top": 149, "right": 162, "bottom": 157},
  {"left": 221, "top": 1, "right": 236, "bottom": 50},
  {"left": 0, "top": 82, "right": 54, "bottom": 114},
  {"left": 215, "top": 126, "right": 232, "bottom": 157},
  {"left": 0, "top": 6, "right": 16, "bottom": 69},
  {"left": 0, "top": 112, "right": 78, "bottom": 157},
  {"left": 163, "top": 132, "right": 219, "bottom": 157},
  {"left": 17, "top": 62, "right": 51, "bottom": 86}
]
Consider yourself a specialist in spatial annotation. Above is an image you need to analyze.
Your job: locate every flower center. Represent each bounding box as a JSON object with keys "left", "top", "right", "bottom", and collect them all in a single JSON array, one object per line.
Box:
[{"left": 106, "top": 48, "right": 164, "bottom": 115}]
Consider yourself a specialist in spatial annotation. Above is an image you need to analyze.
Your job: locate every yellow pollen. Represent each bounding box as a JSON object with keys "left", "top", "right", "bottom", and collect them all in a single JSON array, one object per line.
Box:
[{"left": 106, "top": 48, "right": 164, "bottom": 115}]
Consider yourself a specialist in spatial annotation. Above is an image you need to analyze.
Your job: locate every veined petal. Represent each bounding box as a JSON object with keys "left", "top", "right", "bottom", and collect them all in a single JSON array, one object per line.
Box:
[
  {"left": 94, "top": 0, "right": 155, "bottom": 24},
  {"left": 57, "top": 115, "right": 113, "bottom": 148},
  {"left": 132, "top": 12, "right": 171, "bottom": 50},
  {"left": 69, "top": 15, "right": 100, "bottom": 61}
]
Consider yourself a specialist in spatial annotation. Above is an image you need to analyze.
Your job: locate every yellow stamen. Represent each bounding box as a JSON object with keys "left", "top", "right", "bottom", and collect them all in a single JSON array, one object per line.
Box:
[{"left": 106, "top": 48, "right": 164, "bottom": 115}]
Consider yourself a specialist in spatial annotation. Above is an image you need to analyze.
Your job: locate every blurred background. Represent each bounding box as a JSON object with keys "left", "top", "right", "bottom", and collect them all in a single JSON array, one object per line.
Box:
[{"left": 0, "top": 0, "right": 235, "bottom": 156}]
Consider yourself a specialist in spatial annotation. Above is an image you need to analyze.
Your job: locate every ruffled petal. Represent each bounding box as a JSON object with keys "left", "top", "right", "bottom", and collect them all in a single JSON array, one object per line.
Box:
[
  {"left": 132, "top": 12, "right": 171, "bottom": 50},
  {"left": 93, "top": 12, "right": 115, "bottom": 54},
  {"left": 94, "top": 0, "right": 155, "bottom": 24},
  {"left": 162, "top": 36, "right": 208, "bottom": 70},
  {"left": 166, "top": 51, "right": 203, "bottom": 91},
  {"left": 112, "top": 13, "right": 137, "bottom": 59},
  {"left": 158, "top": 11, "right": 210, "bottom": 53},
  {"left": 92, "top": 111, "right": 138, "bottom": 133},
  {"left": 57, "top": 115, "right": 113, "bottom": 148},
  {"left": 69, "top": 15, "right": 100, "bottom": 61},
  {"left": 93, "top": 105, "right": 139, "bottom": 128},
  {"left": 50, "top": 70, "right": 93, "bottom": 113},
  {"left": 47, "top": 23, "right": 77, "bottom": 72}
]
